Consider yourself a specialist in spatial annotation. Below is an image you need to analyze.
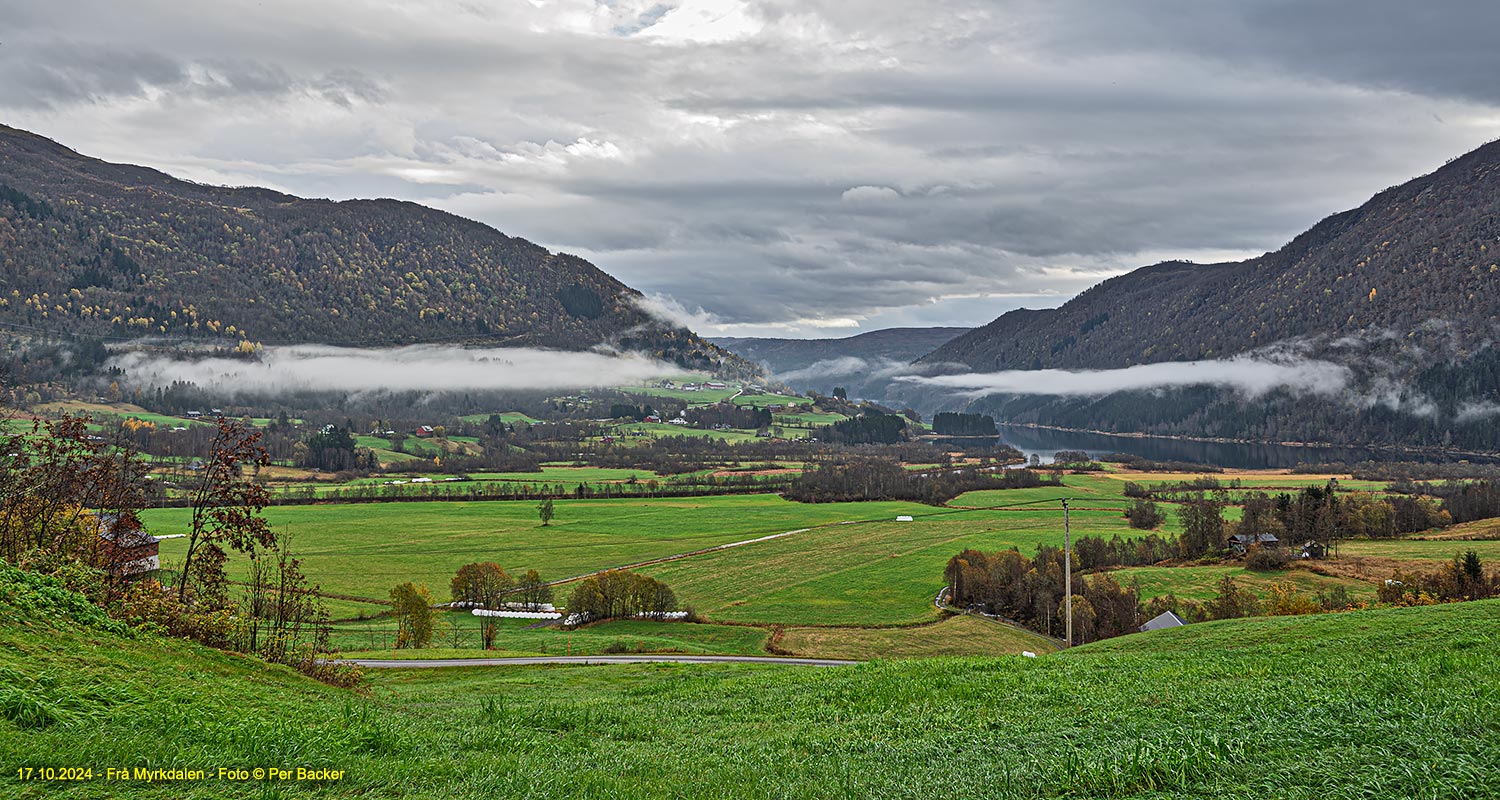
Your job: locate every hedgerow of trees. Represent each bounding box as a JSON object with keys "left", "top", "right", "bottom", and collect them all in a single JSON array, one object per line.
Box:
[
  {"left": 449, "top": 562, "right": 552, "bottom": 610},
  {"left": 784, "top": 459, "right": 1059, "bottom": 504},
  {"left": 566, "top": 570, "right": 677, "bottom": 622}
]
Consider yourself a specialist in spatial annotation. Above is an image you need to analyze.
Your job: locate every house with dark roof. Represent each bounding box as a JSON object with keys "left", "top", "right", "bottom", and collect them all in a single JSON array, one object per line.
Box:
[{"left": 1228, "top": 532, "right": 1280, "bottom": 554}]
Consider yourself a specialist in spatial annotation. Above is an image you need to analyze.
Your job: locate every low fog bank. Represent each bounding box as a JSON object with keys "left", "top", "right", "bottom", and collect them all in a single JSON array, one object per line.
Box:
[
  {"left": 775, "top": 354, "right": 1352, "bottom": 408},
  {"left": 775, "top": 357, "right": 927, "bottom": 384},
  {"left": 107, "top": 344, "right": 678, "bottom": 396},
  {"left": 899, "top": 356, "right": 1353, "bottom": 399}
]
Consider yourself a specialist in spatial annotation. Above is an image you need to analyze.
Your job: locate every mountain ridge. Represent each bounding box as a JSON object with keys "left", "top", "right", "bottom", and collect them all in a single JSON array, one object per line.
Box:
[
  {"left": 923, "top": 138, "right": 1500, "bottom": 372},
  {"left": 0, "top": 125, "right": 742, "bottom": 373},
  {"left": 902, "top": 137, "right": 1500, "bottom": 452}
]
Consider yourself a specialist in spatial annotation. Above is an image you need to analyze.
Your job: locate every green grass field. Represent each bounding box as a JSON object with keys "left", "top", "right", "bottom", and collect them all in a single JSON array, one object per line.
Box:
[
  {"left": 5, "top": 565, "right": 1496, "bottom": 799},
  {"left": 608, "top": 421, "right": 764, "bottom": 442},
  {"left": 247, "top": 416, "right": 305, "bottom": 427},
  {"left": 1098, "top": 473, "right": 1388, "bottom": 492},
  {"left": 772, "top": 410, "right": 848, "bottom": 426},
  {"left": 145, "top": 466, "right": 1422, "bottom": 632},
  {"left": 618, "top": 385, "right": 739, "bottom": 404},
  {"left": 143, "top": 495, "right": 936, "bottom": 618},
  {"left": 642, "top": 506, "right": 1145, "bottom": 626},
  {"left": 0, "top": 418, "right": 34, "bottom": 433},
  {"left": 1341, "top": 537, "right": 1500, "bottom": 563},
  {"left": 458, "top": 412, "right": 542, "bottom": 426},
  {"left": 464, "top": 466, "right": 672, "bottom": 484},
  {"left": 732, "top": 393, "right": 812, "bottom": 408},
  {"left": 353, "top": 434, "right": 451, "bottom": 458},
  {"left": 114, "top": 411, "right": 213, "bottom": 429},
  {"left": 1108, "top": 563, "right": 1376, "bottom": 602},
  {"left": 145, "top": 472, "right": 1197, "bottom": 624}
]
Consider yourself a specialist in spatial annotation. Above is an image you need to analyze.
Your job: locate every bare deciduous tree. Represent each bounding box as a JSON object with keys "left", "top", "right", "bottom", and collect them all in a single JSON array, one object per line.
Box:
[{"left": 178, "top": 418, "right": 273, "bottom": 605}]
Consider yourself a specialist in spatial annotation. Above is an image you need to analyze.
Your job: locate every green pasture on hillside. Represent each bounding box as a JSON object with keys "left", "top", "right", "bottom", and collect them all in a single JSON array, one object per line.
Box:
[
  {"left": 773, "top": 410, "right": 848, "bottom": 426},
  {"left": 608, "top": 421, "right": 763, "bottom": 442},
  {"left": 458, "top": 411, "right": 542, "bottom": 426},
  {"left": 618, "top": 385, "right": 739, "bottom": 404},
  {"left": 1108, "top": 564, "right": 1375, "bottom": 603},
  {"left": 1342, "top": 537, "right": 1500, "bottom": 563},
  {"left": 732, "top": 393, "right": 812, "bottom": 408}
]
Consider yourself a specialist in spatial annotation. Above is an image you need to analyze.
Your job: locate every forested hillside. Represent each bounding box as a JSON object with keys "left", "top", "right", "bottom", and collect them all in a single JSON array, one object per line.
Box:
[
  {"left": 0, "top": 126, "right": 734, "bottom": 371},
  {"left": 925, "top": 139, "right": 1500, "bottom": 371}
]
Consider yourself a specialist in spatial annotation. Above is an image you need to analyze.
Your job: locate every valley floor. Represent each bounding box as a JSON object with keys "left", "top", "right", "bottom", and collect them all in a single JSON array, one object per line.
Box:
[{"left": 143, "top": 471, "right": 1453, "bottom": 661}]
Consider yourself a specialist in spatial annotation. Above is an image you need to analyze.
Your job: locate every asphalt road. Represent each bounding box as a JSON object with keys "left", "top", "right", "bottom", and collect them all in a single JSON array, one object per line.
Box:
[{"left": 337, "top": 654, "right": 858, "bottom": 668}]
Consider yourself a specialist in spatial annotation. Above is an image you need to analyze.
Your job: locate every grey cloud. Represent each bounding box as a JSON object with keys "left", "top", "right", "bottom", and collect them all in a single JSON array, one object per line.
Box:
[
  {"left": 0, "top": 44, "right": 186, "bottom": 107},
  {"left": 613, "top": 4, "right": 676, "bottom": 36},
  {"left": 1035, "top": 0, "right": 1500, "bottom": 107},
  {"left": 2, "top": 0, "right": 1497, "bottom": 336},
  {"left": 1457, "top": 402, "right": 1500, "bottom": 424},
  {"left": 0, "top": 39, "right": 386, "bottom": 114},
  {"left": 775, "top": 356, "right": 934, "bottom": 384}
]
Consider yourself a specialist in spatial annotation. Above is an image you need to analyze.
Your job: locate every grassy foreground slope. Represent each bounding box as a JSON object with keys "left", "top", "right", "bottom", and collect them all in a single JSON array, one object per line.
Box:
[{"left": 2, "top": 566, "right": 1497, "bottom": 798}]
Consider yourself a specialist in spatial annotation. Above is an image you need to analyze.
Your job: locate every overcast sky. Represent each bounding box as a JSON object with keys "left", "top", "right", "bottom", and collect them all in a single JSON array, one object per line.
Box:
[{"left": 3, "top": 1, "right": 1498, "bottom": 338}]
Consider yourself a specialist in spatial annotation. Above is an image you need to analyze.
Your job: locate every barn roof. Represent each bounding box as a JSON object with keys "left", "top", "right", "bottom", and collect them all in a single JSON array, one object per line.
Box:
[
  {"left": 96, "top": 513, "right": 158, "bottom": 548},
  {"left": 1139, "top": 610, "right": 1188, "bottom": 633}
]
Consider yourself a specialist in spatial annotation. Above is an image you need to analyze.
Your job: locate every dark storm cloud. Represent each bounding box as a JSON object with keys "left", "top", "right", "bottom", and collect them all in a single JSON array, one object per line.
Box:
[{"left": 1, "top": 0, "right": 1496, "bottom": 336}]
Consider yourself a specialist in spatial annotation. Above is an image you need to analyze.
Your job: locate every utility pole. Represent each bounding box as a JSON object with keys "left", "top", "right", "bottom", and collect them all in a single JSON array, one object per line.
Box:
[{"left": 1063, "top": 498, "right": 1072, "bottom": 648}]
